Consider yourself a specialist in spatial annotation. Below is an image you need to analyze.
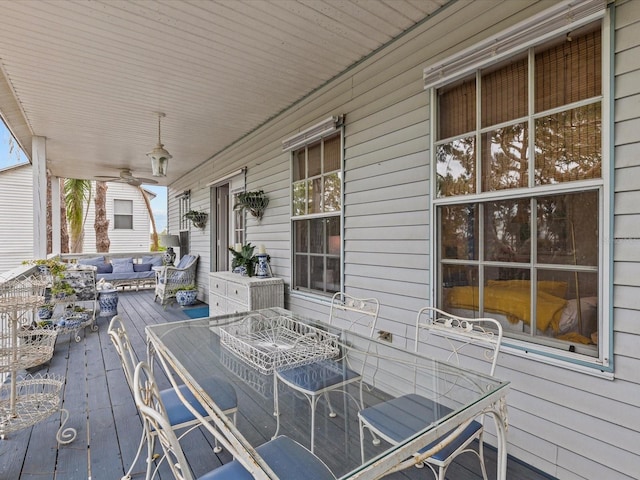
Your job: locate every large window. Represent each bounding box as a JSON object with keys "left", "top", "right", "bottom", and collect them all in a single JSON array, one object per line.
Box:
[
  {"left": 291, "top": 133, "right": 342, "bottom": 295},
  {"left": 114, "top": 199, "right": 133, "bottom": 230},
  {"left": 433, "top": 23, "right": 607, "bottom": 364}
]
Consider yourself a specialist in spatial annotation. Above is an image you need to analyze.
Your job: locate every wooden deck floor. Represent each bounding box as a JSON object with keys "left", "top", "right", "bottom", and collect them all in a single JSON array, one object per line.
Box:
[{"left": 0, "top": 289, "right": 554, "bottom": 480}]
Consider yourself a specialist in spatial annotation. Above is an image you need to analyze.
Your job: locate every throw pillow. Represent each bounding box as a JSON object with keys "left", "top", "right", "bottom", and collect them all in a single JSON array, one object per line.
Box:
[
  {"left": 111, "top": 257, "right": 134, "bottom": 273},
  {"left": 176, "top": 255, "right": 194, "bottom": 269},
  {"left": 78, "top": 256, "right": 105, "bottom": 266},
  {"left": 96, "top": 263, "right": 113, "bottom": 274},
  {"left": 133, "top": 263, "right": 152, "bottom": 272},
  {"left": 142, "top": 255, "right": 163, "bottom": 267}
]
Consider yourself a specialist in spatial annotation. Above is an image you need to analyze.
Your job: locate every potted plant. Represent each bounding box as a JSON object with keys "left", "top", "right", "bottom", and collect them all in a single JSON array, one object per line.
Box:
[
  {"left": 23, "top": 258, "right": 67, "bottom": 280},
  {"left": 66, "top": 304, "right": 90, "bottom": 318},
  {"left": 38, "top": 303, "right": 55, "bottom": 320},
  {"left": 174, "top": 284, "right": 198, "bottom": 306},
  {"left": 51, "top": 280, "right": 75, "bottom": 300},
  {"left": 234, "top": 190, "right": 269, "bottom": 220},
  {"left": 184, "top": 210, "right": 208, "bottom": 229},
  {"left": 228, "top": 243, "right": 259, "bottom": 276}
]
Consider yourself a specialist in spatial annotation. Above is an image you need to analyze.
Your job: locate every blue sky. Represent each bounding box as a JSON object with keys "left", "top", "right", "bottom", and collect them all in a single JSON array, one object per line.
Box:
[
  {"left": 144, "top": 185, "right": 167, "bottom": 233},
  {"left": 0, "top": 118, "right": 167, "bottom": 232}
]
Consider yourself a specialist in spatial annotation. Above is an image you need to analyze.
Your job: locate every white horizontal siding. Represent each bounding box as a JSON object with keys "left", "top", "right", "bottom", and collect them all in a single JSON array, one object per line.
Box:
[
  {"left": 168, "top": 1, "right": 640, "bottom": 478},
  {"left": 82, "top": 182, "right": 153, "bottom": 253},
  {"left": 0, "top": 171, "right": 153, "bottom": 273},
  {"left": 0, "top": 164, "right": 33, "bottom": 272}
]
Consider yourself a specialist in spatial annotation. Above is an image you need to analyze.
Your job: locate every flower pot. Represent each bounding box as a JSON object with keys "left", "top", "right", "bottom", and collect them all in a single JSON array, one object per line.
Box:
[
  {"left": 38, "top": 306, "right": 54, "bottom": 320},
  {"left": 176, "top": 289, "right": 197, "bottom": 306}
]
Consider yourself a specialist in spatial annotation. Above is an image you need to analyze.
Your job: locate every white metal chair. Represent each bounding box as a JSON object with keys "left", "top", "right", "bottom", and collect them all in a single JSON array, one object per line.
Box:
[
  {"left": 358, "top": 307, "right": 503, "bottom": 480},
  {"left": 273, "top": 292, "right": 380, "bottom": 452},
  {"left": 133, "top": 361, "right": 336, "bottom": 480},
  {"left": 108, "top": 316, "right": 237, "bottom": 480}
]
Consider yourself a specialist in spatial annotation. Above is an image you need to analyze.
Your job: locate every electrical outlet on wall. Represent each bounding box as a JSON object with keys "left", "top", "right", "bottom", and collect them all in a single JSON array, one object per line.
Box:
[{"left": 378, "top": 330, "right": 392, "bottom": 342}]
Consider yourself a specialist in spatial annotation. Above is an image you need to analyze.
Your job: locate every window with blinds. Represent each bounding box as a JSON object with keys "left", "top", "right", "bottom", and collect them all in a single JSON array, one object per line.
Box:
[
  {"left": 114, "top": 199, "right": 133, "bottom": 230},
  {"left": 433, "top": 22, "right": 607, "bottom": 366}
]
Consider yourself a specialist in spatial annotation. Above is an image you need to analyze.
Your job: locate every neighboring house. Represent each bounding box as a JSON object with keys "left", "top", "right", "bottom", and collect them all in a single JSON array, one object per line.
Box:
[
  {"left": 0, "top": 164, "right": 155, "bottom": 272},
  {"left": 0, "top": 163, "right": 34, "bottom": 273},
  {"left": 168, "top": 2, "right": 640, "bottom": 479}
]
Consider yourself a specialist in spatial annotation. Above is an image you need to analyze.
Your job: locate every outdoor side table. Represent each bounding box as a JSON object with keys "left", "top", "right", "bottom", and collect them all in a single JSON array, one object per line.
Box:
[{"left": 98, "top": 288, "right": 118, "bottom": 318}]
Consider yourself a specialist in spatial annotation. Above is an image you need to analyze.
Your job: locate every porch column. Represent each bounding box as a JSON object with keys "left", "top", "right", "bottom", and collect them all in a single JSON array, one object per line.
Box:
[
  {"left": 51, "top": 175, "right": 61, "bottom": 254},
  {"left": 32, "top": 135, "right": 47, "bottom": 258}
]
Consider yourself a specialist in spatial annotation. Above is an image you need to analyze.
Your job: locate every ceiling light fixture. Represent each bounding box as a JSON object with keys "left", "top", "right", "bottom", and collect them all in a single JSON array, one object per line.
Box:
[{"left": 147, "top": 112, "right": 172, "bottom": 177}]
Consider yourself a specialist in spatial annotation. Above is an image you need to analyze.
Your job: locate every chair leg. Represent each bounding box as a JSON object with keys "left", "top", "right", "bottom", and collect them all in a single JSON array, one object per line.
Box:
[
  {"left": 213, "top": 411, "right": 237, "bottom": 454},
  {"left": 145, "top": 433, "right": 157, "bottom": 480},
  {"left": 121, "top": 427, "right": 146, "bottom": 480},
  {"left": 359, "top": 419, "right": 367, "bottom": 463},
  {"left": 478, "top": 434, "right": 489, "bottom": 480},
  {"left": 310, "top": 394, "right": 320, "bottom": 453},
  {"left": 322, "top": 392, "right": 337, "bottom": 418}
]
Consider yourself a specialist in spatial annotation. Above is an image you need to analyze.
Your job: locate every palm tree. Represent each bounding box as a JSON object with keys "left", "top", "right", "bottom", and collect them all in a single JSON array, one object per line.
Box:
[
  {"left": 60, "top": 178, "right": 70, "bottom": 253},
  {"left": 64, "top": 179, "right": 92, "bottom": 253},
  {"left": 94, "top": 181, "right": 110, "bottom": 252},
  {"left": 138, "top": 186, "right": 159, "bottom": 251}
]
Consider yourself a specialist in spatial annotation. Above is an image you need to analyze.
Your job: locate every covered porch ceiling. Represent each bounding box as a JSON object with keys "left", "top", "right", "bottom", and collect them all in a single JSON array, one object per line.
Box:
[{"left": 0, "top": 0, "right": 448, "bottom": 186}]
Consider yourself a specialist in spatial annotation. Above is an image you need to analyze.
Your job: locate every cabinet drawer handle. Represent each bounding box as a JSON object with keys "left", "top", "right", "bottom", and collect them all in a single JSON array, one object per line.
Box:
[{"left": 235, "top": 289, "right": 238, "bottom": 294}]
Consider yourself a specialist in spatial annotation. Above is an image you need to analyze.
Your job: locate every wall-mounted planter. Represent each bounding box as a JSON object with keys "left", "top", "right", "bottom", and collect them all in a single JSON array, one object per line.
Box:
[
  {"left": 184, "top": 210, "right": 208, "bottom": 229},
  {"left": 234, "top": 190, "right": 269, "bottom": 220}
]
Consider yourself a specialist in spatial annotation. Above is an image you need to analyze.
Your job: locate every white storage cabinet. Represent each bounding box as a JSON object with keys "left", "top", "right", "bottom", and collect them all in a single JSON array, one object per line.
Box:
[{"left": 209, "top": 271, "right": 284, "bottom": 316}]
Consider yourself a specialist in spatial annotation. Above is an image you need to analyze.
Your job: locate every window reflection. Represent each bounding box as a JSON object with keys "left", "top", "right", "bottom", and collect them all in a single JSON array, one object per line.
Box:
[
  {"left": 481, "top": 124, "right": 529, "bottom": 191},
  {"left": 436, "top": 137, "right": 476, "bottom": 197},
  {"left": 537, "top": 192, "right": 598, "bottom": 266},
  {"left": 484, "top": 199, "right": 531, "bottom": 263},
  {"left": 535, "top": 104, "right": 601, "bottom": 184},
  {"left": 440, "top": 204, "right": 477, "bottom": 260}
]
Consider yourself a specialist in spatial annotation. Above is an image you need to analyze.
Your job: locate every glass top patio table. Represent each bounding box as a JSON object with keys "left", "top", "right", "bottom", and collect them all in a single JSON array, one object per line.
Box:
[{"left": 145, "top": 307, "right": 510, "bottom": 480}]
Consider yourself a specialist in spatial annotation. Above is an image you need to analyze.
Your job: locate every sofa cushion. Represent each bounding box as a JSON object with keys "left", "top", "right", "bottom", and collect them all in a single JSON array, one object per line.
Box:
[
  {"left": 176, "top": 255, "right": 195, "bottom": 269},
  {"left": 133, "top": 263, "right": 152, "bottom": 272},
  {"left": 78, "top": 256, "right": 105, "bottom": 266},
  {"left": 111, "top": 257, "right": 134, "bottom": 273},
  {"left": 142, "top": 255, "right": 163, "bottom": 267},
  {"left": 96, "top": 263, "right": 113, "bottom": 274}
]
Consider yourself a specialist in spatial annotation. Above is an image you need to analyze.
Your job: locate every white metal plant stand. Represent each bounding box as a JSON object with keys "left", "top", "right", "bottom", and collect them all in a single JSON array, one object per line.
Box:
[
  {"left": 0, "top": 273, "right": 76, "bottom": 443},
  {"left": 52, "top": 266, "right": 98, "bottom": 342}
]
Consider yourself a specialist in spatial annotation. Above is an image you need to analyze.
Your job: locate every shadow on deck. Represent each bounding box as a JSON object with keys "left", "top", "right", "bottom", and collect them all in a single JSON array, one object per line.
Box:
[{"left": 0, "top": 289, "right": 554, "bottom": 480}]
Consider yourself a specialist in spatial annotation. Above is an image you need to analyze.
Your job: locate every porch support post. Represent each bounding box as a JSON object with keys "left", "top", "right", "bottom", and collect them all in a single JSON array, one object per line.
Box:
[
  {"left": 51, "top": 175, "right": 61, "bottom": 254},
  {"left": 32, "top": 135, "right": 47, "bottom": 258}
]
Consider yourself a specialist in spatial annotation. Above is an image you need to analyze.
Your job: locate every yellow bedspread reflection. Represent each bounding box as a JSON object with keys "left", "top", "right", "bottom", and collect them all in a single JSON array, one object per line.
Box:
[{"left": 446, "top": 283, "right": 567, "bottom": 333}]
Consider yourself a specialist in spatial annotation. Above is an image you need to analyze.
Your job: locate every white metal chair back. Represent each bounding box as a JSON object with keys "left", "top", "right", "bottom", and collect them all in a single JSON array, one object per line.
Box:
[
  {"left": 133, "top": 361, "right": 195, "bottom": 480},
  {"left": 415, "top": 307, "right": 503, "bottom": 376},
  {"left": 329, "top": 292, "right": 380, "bottom": 339},
  {"left": 108, "top": 315, "right": 138, "bottom": 392}
]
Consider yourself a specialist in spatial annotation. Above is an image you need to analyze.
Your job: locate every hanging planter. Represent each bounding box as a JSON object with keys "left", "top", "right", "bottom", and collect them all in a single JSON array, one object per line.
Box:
[
  {"left": 234, "top": 190, "right": 269, "bottom": 220},
  {"left": 184, "top": 210, "right": 208, "bottom": 229}
]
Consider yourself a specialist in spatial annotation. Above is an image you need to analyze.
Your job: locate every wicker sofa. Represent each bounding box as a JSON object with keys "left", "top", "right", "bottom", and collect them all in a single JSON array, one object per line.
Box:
[{"left": 76, "top": 254, "right": 164, "bottom": 290}]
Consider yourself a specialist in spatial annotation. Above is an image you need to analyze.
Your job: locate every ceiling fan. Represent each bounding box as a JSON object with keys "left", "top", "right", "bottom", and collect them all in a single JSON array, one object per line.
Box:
[{"left": 95, "top": 168, "right": 158, "bottom": 187}]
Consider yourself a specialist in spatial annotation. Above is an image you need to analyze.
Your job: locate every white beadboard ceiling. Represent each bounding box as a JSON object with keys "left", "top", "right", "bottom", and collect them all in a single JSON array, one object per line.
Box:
[{"left": 0, "top": 0, "right": 447, "bottom": 186}]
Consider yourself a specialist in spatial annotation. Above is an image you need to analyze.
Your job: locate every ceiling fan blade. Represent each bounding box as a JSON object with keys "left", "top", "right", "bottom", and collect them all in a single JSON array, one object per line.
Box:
[
  {"left": 94, "top": 176, "right": 120, "bottom": 182},
  {"left": 94, "top": 170, "right": 158, "bottom": 186},
  {"left": 132, "top": 177, "right": 158, "bottom": 185}
]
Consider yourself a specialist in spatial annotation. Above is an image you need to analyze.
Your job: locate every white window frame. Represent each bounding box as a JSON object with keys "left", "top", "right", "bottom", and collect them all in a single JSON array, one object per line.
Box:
[
  {"left": 284, "top": 116, "right": 344, "bottom": 298},
  {"left": 427, "top": 4, "right": 611, "bottom": 374},
  {"left": 230, "top": 173, "right": 246, "bottom": 248},
  {"left": 179, "top": 194, "right": 190, "bottom": 232},
  {"left": 113, "top": 199, "right": 133, "bottom": 230}
]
